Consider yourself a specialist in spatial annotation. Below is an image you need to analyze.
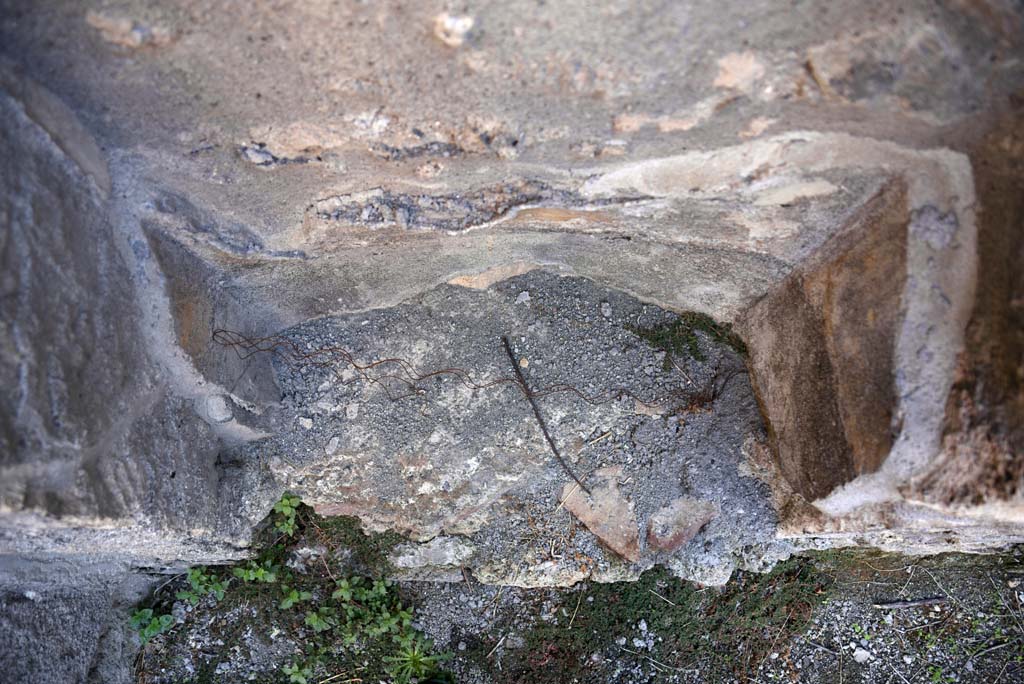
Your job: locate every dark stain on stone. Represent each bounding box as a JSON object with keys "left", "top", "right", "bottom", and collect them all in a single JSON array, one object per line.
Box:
[
  {"left": 316, "top": 180, "right": 569, "bottom": 231},
  {"left": 832, "top": 60, "right": 901, "bottom": 101},
  {"left": 239, "top": 142, "right": 312, "bottom": 167},
  {"left": 370, "top": 141, "right": 463, "bottom": 161},
  {"left": 315, "top": 180, "right": 648, "bottom": 232}
]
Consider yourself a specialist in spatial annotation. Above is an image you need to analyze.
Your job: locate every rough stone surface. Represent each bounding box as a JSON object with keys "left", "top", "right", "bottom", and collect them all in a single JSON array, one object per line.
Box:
[
  {"left": 257, "top": 271, "right": 783, "bottom": 587},
  {"left": 0, "top": 72, "right": 268, "bottom": 557},
  {"left": 0, "top": 556, "right": 153, "bottom": 684},
  {"left": 646, "top": 497, "right": 719, "bottom": 553},
  {"left": 390, "top": 536, "right": 476, "bottom": 582},
  {"left": 561, "top": 467, "right": 641, "bottom": 563}
]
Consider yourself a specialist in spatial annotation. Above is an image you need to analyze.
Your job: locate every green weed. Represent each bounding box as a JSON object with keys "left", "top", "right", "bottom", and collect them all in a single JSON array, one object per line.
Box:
[
  {"left": 279, "top": 585, "right": 313, "bottom": 610},
  {"left": 133, "top": 494, "right": 452, "bottom": 683},
  {"left": 282, "top": 661, "right": 312, "bottom": 684},
  {"left": 232, "top": 559, "right": 280, "bottom": 584},
  {"left": 852, "top": 622, "right": 873, "bottom": 641},
  {"left": 273, "top": 493, "right": 302, "bottom": 536},
  {"left": 304, "top": 606, "right": 337, "bottom": 633},
  {"left": 130, "top": 608, "right": 174, "bottom": 644},
  {"left": 175, "top": 567, "right": 228, "bottom": 605},
  {"left": 385, "top": 635, "right": 453, "bottom": 684}
]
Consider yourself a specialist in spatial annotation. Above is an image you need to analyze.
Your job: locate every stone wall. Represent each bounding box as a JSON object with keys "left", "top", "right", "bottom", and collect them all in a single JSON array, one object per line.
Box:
[{"left": 0, "top": 0, "right": 1022, "bottom": 680}]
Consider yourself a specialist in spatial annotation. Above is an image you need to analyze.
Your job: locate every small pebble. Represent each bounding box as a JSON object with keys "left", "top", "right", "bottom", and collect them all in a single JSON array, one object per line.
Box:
[
  {"left": 205, "top": 395, "right": 233, "bottom": 423},
  {"left": 242, "top": 146, "right": 275, "bottom": 166},
  {"left": 434, "top": 12, "right": 474, "bottom": 47}
]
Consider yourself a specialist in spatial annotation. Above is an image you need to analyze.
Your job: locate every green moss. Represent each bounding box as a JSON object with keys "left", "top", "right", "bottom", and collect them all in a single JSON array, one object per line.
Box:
[
  {"left": 472, "top": 559, "right": 830, "bottom": 683},
  {"left": 135, "top": 496, "right": 449, "bottom": 684},
  {"left": 629, "top": 311, "right": 748, "bottom": 368},
  {"left": 308, "top": 513, "right": 406, "bottom": 576}
]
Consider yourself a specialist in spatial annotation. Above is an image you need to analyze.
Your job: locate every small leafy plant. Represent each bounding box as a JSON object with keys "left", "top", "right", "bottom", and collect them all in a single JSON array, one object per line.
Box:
[
  {"left": 385, "top": 635, "right": 452, "bottom": 684},
  {"left": 283, "top": 661, "right": 313, "bottom": 684},
  {"left": 332, "top": 576, "right": 413, "bottom": 645},
  {"left": 176, "top": 567, "right": 228, "bottom": 605},
  {"left": 130, "top": 608, "right": 174, "bottom": 644},
  {"left": 274, "top": 493, "right": 302, "bottom": 536},
  {"left": 304, "top": 606, "right": 337, "bottom": 633},
  {"left": 852, "top": 622, "right": 872, "bottom": 641},
  {"left": 928, "top": 665, "right": 954, "bottom": 683},
  {"left": 132, "top": 493, "right": 453, "bottom": 682},
  {"left": 233, "top": 559, "right": 280, "bottom": 584},
  {"left": 279, "top": 585, "right": 313, "bottom": 610}
]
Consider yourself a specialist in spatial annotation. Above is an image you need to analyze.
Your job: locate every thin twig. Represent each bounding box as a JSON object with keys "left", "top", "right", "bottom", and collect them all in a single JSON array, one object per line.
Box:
[
  {"left": 487, "top": 634, "right": 507, "bottom": 658},
  {"left": 568, "top": 590, "right": 584, "bottom": 629},
  {"left": 670, "top": 357, "right": 693, "bottom": 384},
  {"left": 839, "top": 580, "right": 904, "bottom": 588},
  {"left": 862, "top": 560, "right": 910, "bottom": 574},
  {"left": 993, "top": 658, "right": 1010, "bottom": 684},
  {"left": 969, "top": 640, "right": 1018, "bottom": 662},
  {"left": 872, "top": 597, "right": 947, "bottom": 610},
  {"left": 649, "top": 589, "right": 678, "bottom": 607},
  {"left": 756, "top": 608, "right": 793, "bottom": 674},
  {"left": 317, "top": 672, "right": 356, "bottom": 684},
  {"left": 990, "top": 574, "right": 1024, "bottom": 638},
  {"left": 899, "top": 615, "right": 951, "bottom": 634},
  {"left": 502, "top": 336, "right": 590, "bottom": 494},
  {"left": 490, "top": 586, "right": 505, "bottom": 619},
  {"left": 321, "top": 556, "right": 337, "bottom": 583},
  {"left": 555, "top": 483, "right": 581, "bottom": 512},
  {"left": 619, "top": 647, "right": 675, "bottom": 673},
  {"left": 921, "top": 566, "right": 961, "bottom": 611},
  {"left": 897, "top": 565, "right": 916, "bottom": 597},
  {"left": 885, "top": 660, "right": 911, "bottom": 684},
  {"left": 151, "top": 571, "right": 186, "bottom": 599},
  {"left": 485, "top": 566, "right": 519, "bottom": 618}
]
